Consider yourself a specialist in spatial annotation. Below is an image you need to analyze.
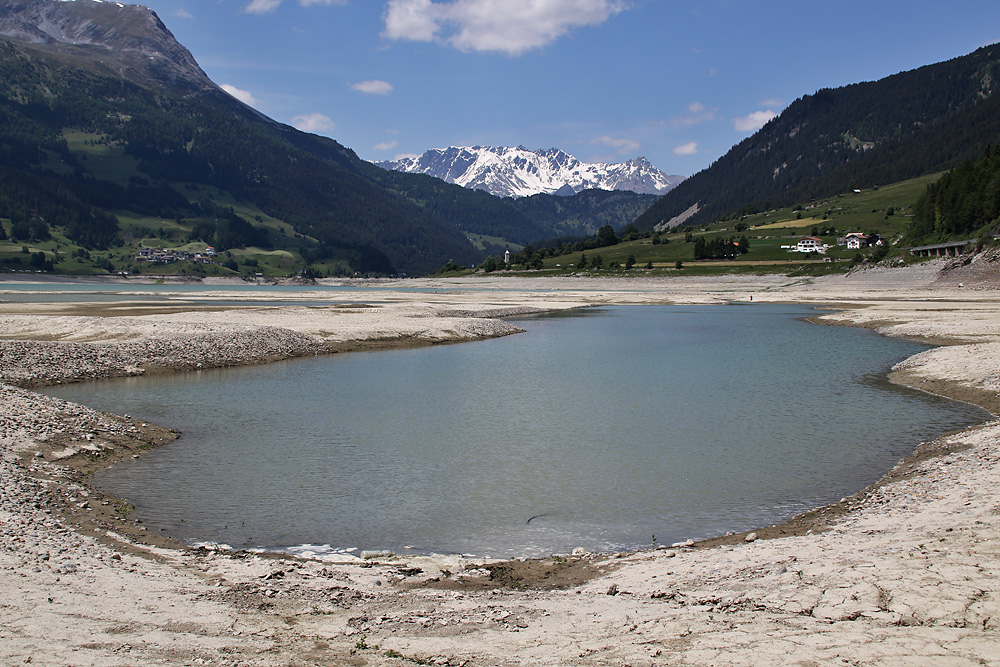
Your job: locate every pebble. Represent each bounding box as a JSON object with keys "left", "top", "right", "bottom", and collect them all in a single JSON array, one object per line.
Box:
[{"left": 0, "top": 327, "right": 325, "bottom": 387}]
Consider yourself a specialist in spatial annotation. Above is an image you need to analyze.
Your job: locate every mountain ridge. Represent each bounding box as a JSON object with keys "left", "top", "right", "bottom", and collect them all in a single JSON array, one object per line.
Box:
[
  {"left": 635, "top": 42, "right": 1000, "bottom": 230},
  {"left": 0, "top": 0, "right": 489, "bottom": 274},
  {"left": 0, "top": 0, "right": 213, "bottom": 90},
  {"left": 377, "top": 146, "right": 683, "bottom": 198}
]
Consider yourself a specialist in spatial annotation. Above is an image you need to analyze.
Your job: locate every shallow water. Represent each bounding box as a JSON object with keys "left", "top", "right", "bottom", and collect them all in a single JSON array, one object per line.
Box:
[{"left": 44, "top": 304, "right": 988, "bottom": 558}]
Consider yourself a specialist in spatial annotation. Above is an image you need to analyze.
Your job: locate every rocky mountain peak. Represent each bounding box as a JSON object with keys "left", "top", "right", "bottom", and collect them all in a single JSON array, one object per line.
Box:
[
  {"left": 377, "top": 146, "right": 684, "bottom": 198},
  {"left": 0, "top": 0, "right": 213, "bottom": 89}
]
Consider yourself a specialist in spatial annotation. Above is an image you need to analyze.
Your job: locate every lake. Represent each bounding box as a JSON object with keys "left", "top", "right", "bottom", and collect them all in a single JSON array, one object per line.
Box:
[{"left": 43, "top": 304, "right": 988, "bottom": 559}]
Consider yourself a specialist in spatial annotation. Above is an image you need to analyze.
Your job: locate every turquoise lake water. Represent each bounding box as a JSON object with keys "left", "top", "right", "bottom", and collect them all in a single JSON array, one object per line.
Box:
[{"left": 43, "top": 304, "right": 988, "bottom": 559}]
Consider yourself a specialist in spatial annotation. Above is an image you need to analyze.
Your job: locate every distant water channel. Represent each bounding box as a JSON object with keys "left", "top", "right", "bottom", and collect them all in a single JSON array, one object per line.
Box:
[{"left": 44, "top": 304, "right": 988, "bottom": 559}]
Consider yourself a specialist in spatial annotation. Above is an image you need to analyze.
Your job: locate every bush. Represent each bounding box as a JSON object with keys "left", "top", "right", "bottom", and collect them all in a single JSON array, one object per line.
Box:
[{"left": 29, "top": 252, "right": 54, "bottom": 271}]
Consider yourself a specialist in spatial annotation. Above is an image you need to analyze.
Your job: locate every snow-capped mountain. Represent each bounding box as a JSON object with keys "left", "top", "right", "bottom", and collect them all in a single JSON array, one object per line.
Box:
[{"left": 377, "top": 146, "right": 684, "bottom": 198}]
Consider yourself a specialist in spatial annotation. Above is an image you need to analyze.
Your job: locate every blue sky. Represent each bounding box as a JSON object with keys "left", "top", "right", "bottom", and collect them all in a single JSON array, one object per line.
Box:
[{"left": 130, "top": 0, "right": 1000, "bottom": 177}]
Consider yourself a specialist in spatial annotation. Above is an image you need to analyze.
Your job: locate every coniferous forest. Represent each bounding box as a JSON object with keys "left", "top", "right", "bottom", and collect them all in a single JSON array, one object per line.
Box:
[{"left": 908, "top": 145, "right": 1000, "bottom": 243}]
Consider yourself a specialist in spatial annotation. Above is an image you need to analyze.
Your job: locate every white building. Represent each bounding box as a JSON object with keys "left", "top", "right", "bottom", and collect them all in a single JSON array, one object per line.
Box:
[
  {"left": 845, "top": 233, "right": 869, "bottom": 250},
  {"left": 795, "top": 236, "right": 826, "bottom": 253}
]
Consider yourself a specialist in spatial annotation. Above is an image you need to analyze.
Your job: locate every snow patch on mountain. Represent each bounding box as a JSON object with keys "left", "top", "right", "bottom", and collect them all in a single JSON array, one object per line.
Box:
[{"left": 377, "top": 146, "right": 684, "bottom": 198}]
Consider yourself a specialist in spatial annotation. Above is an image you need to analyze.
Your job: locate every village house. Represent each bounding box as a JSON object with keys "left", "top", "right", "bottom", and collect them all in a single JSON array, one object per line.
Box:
[
  {"left": 794, "top": 236, "right": 826, "bottom": 253},
  {"left": 845, "top": 233, "right": 869, "bottom": 250}
]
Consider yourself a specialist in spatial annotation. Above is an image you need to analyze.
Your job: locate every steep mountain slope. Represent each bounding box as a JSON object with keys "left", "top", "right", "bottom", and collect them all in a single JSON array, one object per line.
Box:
[
  {"left": 378, "top": 146, "right": 683, "bottom": 198},
  {"left": 0, "top": 0, "right": 566, "bottom": 274},
  {"left": 636, "top": 43, "right": 1000, "bottom": 230},
  {"left": 0, "top": 0, "right": 212, "bottom": 90}
]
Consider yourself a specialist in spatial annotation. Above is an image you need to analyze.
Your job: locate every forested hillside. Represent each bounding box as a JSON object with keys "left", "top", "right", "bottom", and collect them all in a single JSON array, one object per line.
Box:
[
  {"left": 510, "top": 189, "right": 659, "bottom": 240},
  {"left": 0, "top": 36, "right": 488, "bottom": 274},
  {"left": 908, "top": 145, "right": 1000, "bottom": 243},
  {"left": 636, "top": 43, "right": 1000, "bottom": 231}
]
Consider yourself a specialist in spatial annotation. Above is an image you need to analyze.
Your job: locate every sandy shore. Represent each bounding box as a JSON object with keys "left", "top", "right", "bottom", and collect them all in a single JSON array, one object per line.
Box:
[{"left": 2, "top": 258, "right": 1000, "bottom": 666}]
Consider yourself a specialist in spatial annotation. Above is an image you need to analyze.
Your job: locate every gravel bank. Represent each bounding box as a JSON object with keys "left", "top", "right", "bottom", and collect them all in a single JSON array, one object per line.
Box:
[
  {"left": 0, "top": 305, "right": 528, "bottom": 388},
  {"left": 0, "top": 327, "right": 324, "bottom": 386}
]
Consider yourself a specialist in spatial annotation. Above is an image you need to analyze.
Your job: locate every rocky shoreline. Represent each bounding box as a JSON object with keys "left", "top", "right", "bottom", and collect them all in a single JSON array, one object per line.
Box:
[
  {"left": 2, "top": 269, "right": 1000, "bottom": 666},
  {"left": 0, "top": 327, "right": 323, "bottom": 387},
  {"left": 0, "top": 302, "right": 536, "bottom": 389}
]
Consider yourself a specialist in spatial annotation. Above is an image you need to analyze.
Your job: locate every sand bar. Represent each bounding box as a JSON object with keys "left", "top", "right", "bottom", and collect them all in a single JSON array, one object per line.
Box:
[{"left": 2, "top": 257, "right": 1000, "bottom": 666}]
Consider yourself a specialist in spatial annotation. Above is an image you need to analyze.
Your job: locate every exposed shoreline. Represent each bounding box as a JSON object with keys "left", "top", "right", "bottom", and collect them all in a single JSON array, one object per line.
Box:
[{"left": 2, "top": 263, "right": 1000, "bottom": 666}]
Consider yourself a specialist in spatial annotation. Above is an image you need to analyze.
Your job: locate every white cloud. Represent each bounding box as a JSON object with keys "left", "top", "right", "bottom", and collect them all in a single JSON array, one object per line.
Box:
[
  {"left": 245, "top": 0, "right": 282, "bottom": 13},
  {"left": 374, "top": 140, "right": 399, "bottom": 151},
  {"left": 734, "top": 110, "right": 777, "bottom": 133},
  {"left": 351, "top": 80, "right": 395, "bottom": 95},
  {"left": 673, "top": 142, "right": 699, "bottom": 156},
  {"left": 383, "top": 0, "right": 441, "bottom": 41},
  {"left": 670, "top": 101, "right": 718, "bottom": 128},
  {"left": 759, "top": 98, "right": 784, "bottom": 108},
  {"left": 245, "top": 0, "right": 345, "bottom": 14},
  {"left": 171, "top": 9, "right": 193, "bottom": 19},
  {"left": 591, "top": 135, "right": 640, "bottom": 154},
  {"left": 382, "top": 0, "right": 629, "bottom": 56},
  {"left": 292, "top": 112, "right": 336, "bottom": 133},
  {"left": 220, "top": 84, "right": 263, "bottom": 108}
]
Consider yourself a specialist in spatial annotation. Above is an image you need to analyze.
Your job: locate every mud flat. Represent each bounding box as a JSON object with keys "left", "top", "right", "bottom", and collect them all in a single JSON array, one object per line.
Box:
[{"left": 2, "top": 261, "right": 1000, "bottom": 666}]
